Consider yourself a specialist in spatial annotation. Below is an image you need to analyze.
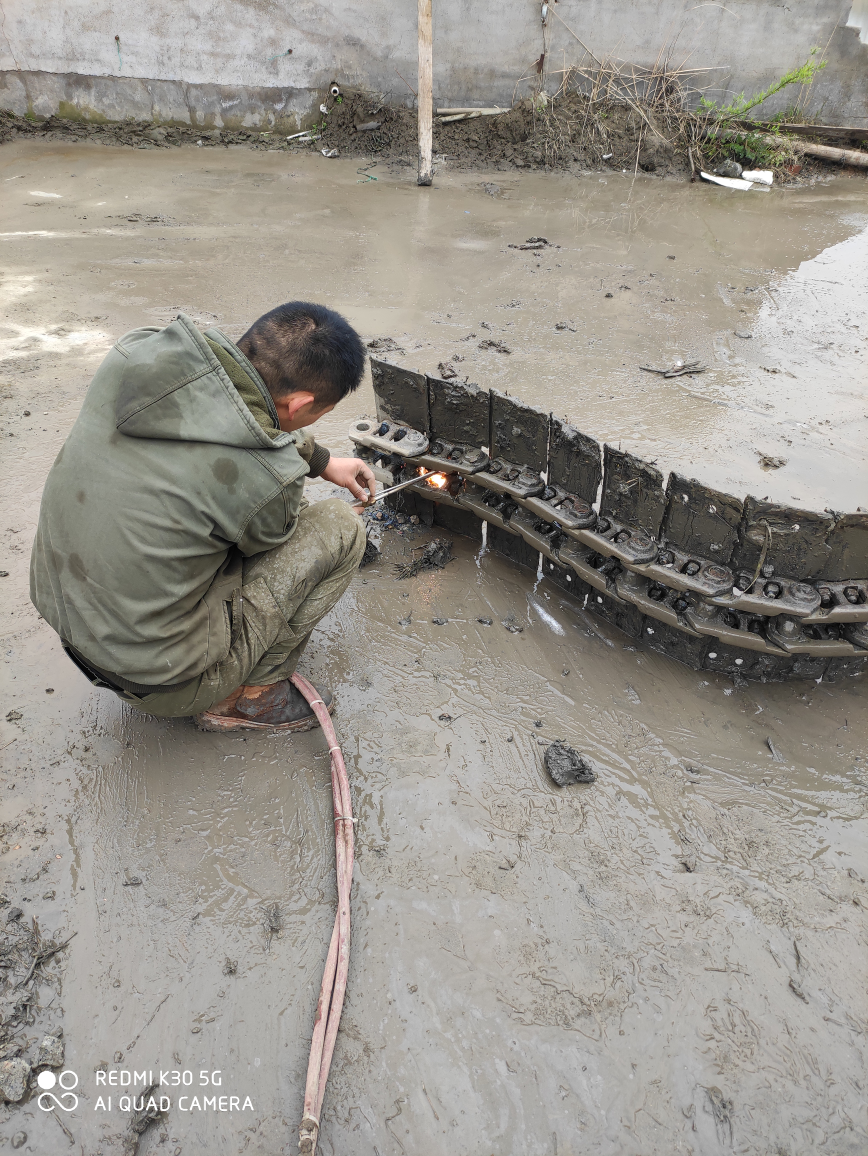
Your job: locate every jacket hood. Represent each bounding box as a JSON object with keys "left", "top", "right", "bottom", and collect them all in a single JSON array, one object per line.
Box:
[{"left": 115, "top": 313, "right": 296, "bottom": 450}]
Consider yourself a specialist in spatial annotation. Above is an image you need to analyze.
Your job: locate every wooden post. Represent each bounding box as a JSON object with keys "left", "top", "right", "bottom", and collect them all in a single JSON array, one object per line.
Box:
[{"left": 417, "top": 0, "right": 433, "bottom": 185}]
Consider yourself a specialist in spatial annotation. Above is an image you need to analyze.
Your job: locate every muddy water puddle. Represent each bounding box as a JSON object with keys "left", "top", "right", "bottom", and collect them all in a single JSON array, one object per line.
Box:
[
  {"left": 1, "top": 142, "right": 867, "bottom": 1154},
  {"left": 2, "top": 141, "right": 866, "bottom": 511}
]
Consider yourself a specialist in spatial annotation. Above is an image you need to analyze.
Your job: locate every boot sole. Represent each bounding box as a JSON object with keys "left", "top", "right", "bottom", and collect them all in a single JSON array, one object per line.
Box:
[{"left": 194, "top": 698, "right": 335, "bottom": 733}]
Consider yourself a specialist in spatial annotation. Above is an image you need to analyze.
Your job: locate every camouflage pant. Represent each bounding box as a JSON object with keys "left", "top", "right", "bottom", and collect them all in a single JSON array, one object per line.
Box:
[{"left": 116, "top": 499, "right": 366, "bottom": 717}]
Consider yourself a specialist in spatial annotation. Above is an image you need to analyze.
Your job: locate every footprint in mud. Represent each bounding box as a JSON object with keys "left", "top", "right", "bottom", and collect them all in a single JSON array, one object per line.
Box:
[
  {"left": 383, "top": 728, "right": 441, "bottom": 777},
  {"left": 263, "top": 903, "right": 281, "bottom": 951},
  {"left": 465, "top": 850, "right": 520, "bottom": 895},
  {"left": 486, "top": 796, "right": 528, "bottom": 833},
  {"left": 360, "top": 851, "right": 434, "bottom": 892},
  {"left": 704, "top": 1086, "right": 734, "bottom": 1145}
]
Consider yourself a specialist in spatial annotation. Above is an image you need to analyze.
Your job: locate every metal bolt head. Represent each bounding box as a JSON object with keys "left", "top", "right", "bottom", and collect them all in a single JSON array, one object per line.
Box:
[
  {"left": 761, "top": 563, "right": 775, "bottom": 578},
  {"left": 790, "top": 582, "right": 816, "bottom": 602},
  {"left": 706, "top": 565, "right": 731, "bottom": 584},
  {"left": 779, "top": 616, "right": 798, "bottom": 636}
]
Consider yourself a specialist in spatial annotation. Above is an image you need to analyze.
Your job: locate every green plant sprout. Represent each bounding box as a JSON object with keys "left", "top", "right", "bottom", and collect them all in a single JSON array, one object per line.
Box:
[
  {"left": 699, "top": 51, "right": 826, "bottom": 169},
  {"left": 698, "top": 51, "right": 826, "bottom": 123}
]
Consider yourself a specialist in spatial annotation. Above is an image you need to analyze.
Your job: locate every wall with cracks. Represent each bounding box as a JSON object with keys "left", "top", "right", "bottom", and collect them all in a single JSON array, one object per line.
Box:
[
  {"left": 351, "top": 359, "right": 868, "bottom": 685},
  {"left": 1, "top": 1, "right": 867, "bottom": 129}
]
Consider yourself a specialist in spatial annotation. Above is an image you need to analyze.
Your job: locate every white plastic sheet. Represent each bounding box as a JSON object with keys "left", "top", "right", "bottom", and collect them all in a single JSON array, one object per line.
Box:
[{"left": 700, "top": 171, "right": 770, "bottom": 192}]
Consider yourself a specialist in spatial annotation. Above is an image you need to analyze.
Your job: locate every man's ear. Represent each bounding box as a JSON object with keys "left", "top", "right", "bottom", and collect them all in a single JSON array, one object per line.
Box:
[{"left": 273, "top": 391, "right": 316, "bottom": 426}]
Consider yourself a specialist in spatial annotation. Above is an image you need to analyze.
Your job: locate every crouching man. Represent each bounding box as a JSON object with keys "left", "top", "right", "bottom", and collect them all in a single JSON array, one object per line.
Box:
[{"left": 30, "top": 303, "right": 375, "bottom": 732}]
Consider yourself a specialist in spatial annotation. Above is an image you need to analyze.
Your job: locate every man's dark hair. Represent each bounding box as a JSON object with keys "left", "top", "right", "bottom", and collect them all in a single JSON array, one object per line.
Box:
[{"left": 238, "top": 301, "right": 365, "bottom": 407}]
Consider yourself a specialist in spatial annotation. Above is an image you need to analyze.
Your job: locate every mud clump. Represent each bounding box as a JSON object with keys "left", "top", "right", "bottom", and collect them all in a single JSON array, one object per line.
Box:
[
  {"left": 544, "top": 742, "right": 596, "bottom": 786},
  {"left": 0, "top": 905, "right": 75, "bottom": 1080},
  {"left": 320, "top": 92, "right": 540, "bottom": 171},
  {"left": 122, "top": 1082, "right": 163, "bottom": 1155},
  {"left": 263, "top": 903, "right": 282, "bottom": 951},
  {"left": 0, "top": 1058, "right": 30, "bottom": 1103},
  {"left": 366, "top": 336, "right": 404, "bottom": 355},
  {"left": 393, "top": 538, "right": 453, "bottom": 579},
  {"left": 321, "top": 91, "right": 693, "bottom": 174},
  {"left": 0, "top": 110, "right": 272, "bottom": 151},
  {"left": 638, "top": 132, "right": 675, "bottom": 172},
  {"left": 34, "top": 1033, "right": 64, "bottom": 1068},
  {"left": 360, "top": 535, "right": 381, "bottom": 568},
  {"left": 704, "top": 1086, "right": 734, "bottom": 1145}
]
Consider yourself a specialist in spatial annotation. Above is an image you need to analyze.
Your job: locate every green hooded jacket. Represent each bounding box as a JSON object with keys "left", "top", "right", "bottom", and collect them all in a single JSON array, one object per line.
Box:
[{"left": 30, "top": 313, "right": 331, "bottom": 686}]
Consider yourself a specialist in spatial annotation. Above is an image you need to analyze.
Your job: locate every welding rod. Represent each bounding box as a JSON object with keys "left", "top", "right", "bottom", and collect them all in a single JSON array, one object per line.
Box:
[{"left": 353, "top": 470, "right": 440, "bottom": 508}]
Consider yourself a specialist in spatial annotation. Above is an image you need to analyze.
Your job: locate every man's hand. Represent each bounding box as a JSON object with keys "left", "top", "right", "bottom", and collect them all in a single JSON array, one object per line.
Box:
[{"left": 321, "top": 456, "right": 376, "bottom": 505}]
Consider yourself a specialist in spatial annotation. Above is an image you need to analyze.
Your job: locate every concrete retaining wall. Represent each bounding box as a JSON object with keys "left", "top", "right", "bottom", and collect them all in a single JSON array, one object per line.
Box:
[{"left": 1, "top": 1, "right": 866, "bottom": 129}]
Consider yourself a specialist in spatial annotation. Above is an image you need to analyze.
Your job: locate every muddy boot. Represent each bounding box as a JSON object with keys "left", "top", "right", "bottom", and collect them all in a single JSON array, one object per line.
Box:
[{"left": 195, "top": 679, "right": 334, "bottom": 732}]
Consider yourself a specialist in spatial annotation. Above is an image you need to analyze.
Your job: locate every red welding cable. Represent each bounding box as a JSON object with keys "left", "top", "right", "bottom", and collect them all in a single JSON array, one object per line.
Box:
[{"left": 292, "top": 673, "right": 355, "bottom": 1156}]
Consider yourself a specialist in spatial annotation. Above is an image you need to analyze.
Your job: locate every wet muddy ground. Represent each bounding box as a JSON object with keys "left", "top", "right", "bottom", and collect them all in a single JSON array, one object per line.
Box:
[{"left": 1, "top": 142, "right": 866, "bottom": 1155}]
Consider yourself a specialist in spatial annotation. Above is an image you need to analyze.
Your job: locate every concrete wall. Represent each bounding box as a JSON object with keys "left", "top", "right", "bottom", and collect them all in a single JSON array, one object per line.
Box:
[{"left": 1, "top": 0, "right": 866, "bottom": 128}]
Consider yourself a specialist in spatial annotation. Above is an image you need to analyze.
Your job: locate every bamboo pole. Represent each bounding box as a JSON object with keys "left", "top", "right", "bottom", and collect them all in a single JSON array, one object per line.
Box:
[
  {"left": 747, "top": 120, "right": 868, "bottom": 144},
  {"left": 417, "top": 0, "right": 433, "bottom": 185},
  {"left": 437, "top": 107, "right": 506, "bottom": 115},
  {"left": 711, "top": 128, "right": 868, "bottom": 170},
  {"left": 795, "top": 140, "right": 868, "bottom": 168}
]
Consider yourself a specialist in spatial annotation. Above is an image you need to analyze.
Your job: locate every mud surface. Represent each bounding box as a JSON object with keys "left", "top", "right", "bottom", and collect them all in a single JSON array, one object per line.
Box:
[
  {"left": 305, "top": 90, "right": 694, "bottom": 176},
  {"left": 1, "top": 142, "right": 867, "bottom": 1155}
]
